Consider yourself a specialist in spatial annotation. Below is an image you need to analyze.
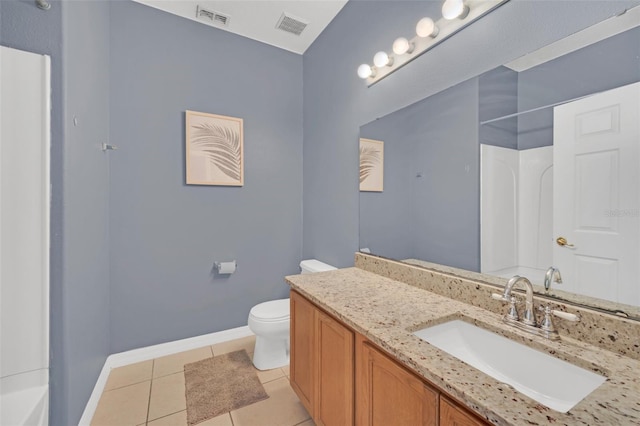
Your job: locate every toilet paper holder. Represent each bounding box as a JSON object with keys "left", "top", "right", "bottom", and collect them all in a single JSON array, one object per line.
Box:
[{"left": 214, "top": 260, "right": 237, "bottom": 274}]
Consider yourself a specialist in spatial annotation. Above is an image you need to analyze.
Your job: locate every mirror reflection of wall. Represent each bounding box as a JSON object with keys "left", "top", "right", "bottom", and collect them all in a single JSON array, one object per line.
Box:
[
  {"left": 360, "top": 78, "right": 480, "bottom": 271},
  {"left": 359, "top": 23, "right": 640, "bottom": 308}
]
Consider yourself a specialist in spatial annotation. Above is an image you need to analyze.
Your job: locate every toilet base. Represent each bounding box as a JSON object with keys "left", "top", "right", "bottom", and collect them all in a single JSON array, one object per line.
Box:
[{"left": 252, "top": 335, "right": 290, "bottom": 370}]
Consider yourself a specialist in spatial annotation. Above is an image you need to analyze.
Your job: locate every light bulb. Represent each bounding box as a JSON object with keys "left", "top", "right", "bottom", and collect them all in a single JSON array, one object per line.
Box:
[
  {"left": 392, "top": 37, "right": 414, "bottom": 55},
  {"left": 416, "top": 17, "right": 439, "bottom": 38},
  {"left": 357, "top": 64, "right": 374, "bottom": 79},
  {"left": 442, "top": 0, "right": 469, "bottom": 20},
  {"left": 373, "top": 51, "right": 393, "bottom": 68}
]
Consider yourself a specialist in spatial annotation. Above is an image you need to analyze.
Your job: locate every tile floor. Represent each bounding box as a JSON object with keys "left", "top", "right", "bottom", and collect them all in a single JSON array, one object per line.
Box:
[{"left": 91, "top": 335, "right": 314, "bottom": 426}]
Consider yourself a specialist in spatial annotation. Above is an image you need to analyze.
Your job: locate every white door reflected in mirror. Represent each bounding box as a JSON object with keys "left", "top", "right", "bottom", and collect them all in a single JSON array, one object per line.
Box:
[{"left": 553, "top": 81, "right": 640, "bottom": 306}]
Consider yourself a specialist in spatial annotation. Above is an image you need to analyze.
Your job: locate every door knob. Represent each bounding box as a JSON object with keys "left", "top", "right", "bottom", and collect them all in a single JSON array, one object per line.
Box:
[{"left": 556, "top": 237, "right": 575, "bottom": 248}]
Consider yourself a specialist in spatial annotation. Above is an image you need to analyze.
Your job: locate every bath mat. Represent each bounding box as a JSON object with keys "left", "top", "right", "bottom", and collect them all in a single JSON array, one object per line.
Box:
[{"left": 184, "top": 349, "right": 269, "bottom": 425}]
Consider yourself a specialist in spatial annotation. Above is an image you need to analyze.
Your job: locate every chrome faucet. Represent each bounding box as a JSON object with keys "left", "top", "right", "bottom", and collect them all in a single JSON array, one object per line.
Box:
[
  {"left": 544, "top": 266, "right": 562, "bottom": 291},
  {"left": 491, "top": 274, "right": 578, "bottom": 340},
  {"left": 503, "top": 275, "right": 536, "bottom": 326}
]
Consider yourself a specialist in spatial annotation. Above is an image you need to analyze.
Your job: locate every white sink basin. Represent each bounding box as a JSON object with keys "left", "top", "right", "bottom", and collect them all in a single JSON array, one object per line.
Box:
[{"left": 413, "top": 319, "right": 606, "bottom": 413}]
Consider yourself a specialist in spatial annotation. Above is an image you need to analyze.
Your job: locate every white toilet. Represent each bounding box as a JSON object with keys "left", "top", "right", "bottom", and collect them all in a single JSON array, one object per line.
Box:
[{"left": 248, "top": 259, "right": 337, "bottom": 370}]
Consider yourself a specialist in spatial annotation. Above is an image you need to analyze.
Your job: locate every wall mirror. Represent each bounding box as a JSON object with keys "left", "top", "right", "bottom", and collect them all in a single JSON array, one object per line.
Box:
[{"left": 359, "top": 8, "right": 640, "bottom": 321}]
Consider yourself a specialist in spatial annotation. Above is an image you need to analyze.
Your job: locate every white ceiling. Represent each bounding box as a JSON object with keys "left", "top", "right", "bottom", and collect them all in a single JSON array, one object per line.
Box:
[{"left": 132, "top": 0, "right": 348, "bottom": 54}]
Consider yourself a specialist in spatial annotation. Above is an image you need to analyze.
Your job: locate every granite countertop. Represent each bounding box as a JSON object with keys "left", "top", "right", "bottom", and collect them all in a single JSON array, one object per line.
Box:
[{"left": 286, "top": 267, "right": 640, "bottom": 426}]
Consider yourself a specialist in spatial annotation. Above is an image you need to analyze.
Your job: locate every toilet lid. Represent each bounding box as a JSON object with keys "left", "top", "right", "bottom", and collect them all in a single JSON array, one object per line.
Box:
[{"left": 250, "top": 298, "right": 290, "bottom": 321}]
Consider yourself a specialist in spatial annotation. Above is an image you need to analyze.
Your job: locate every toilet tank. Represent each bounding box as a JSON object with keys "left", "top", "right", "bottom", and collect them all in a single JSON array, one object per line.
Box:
[{"left": 300, "top": 259, "right": 337, "bottom": 274}]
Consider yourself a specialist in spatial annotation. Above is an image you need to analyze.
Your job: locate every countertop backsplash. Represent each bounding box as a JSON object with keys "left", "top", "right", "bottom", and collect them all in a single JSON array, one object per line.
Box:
[{"left": 355, "top": 252, "right": 640, "bottom": 361}]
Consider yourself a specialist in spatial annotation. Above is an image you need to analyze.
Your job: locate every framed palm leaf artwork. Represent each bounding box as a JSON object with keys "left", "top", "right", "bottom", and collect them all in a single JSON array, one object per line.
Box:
[
  {"left": 186, "top": 110, "right": 244, "bottom": 186},
  {"left": 359, "top": 138, "right": 384, "bottom": 192}
]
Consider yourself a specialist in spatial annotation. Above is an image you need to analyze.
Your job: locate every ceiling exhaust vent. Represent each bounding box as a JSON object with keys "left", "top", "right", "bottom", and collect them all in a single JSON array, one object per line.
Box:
[
  {"left": 196, "top": 6, "right": 230, "bottom": 27},
  {"left": 276, "top": 13, "right": 308, "bottom": 36}
]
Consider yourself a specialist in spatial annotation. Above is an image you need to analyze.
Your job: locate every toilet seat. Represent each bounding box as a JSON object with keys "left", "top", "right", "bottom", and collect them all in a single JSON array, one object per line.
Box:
[{"left": 249, "top": 298, "right": 290, "bottom": 322}]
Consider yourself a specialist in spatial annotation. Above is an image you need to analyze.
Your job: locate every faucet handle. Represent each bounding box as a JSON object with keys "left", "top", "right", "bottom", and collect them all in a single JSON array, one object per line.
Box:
[
  {"left": 538, "top": 305, "right": 556, "bottom": 332},
  {"left": 491, "top": 293, "right": 509, "bottom": 302},
  {"left": 506, "top": 296, "right": 519, "bottom": 321},
  {"left": 552, "top": 309, "right": 581, "bottom": 322},
  {"left": 537, "top": 305, "right": 580, "bottom": 322}
]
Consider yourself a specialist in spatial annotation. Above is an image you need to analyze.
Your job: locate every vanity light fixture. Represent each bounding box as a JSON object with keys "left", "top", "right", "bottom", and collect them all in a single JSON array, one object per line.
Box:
[
  {"left": 358, "top": 0, "right": 509, "bottom": 86},
  {"left": 416, "top": 17, "right": 439, "bottom": 38},
  {"left": 392, "top": 37, "right": 414, "bottom": 55},
  {"left": 357, "top": 63, "right": 375, "bottom": 79},
  {"left": 442, "top": 0, "right": 470, "bottom": 20},
  {"left": 373, "top": 51, "right": 393, "bottom": 68}
]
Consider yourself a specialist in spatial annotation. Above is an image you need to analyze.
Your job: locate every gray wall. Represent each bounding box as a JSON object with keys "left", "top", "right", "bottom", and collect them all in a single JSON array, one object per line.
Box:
[
  {"left": 3, "top": 0, "right": 302, "bottom": 420},
  {"left": 62, "top": 1, "right": 111, "bottom": 423},
  {"left": 303, "top": 0, "right": 640, "bottom": 268},
  {"left": 1, "top": 0, "right": 111, "bottom": 424},
  {"left": 360, "top": 78, "right": 480, "bottom": 270},
  {"left": 360, "top": 106, "right": 416, "bottom": 260},
  {"left": 108, "top": 1, "right": 303, "bottom": 352},
  {"left": 303, "top": 1, "right": 438, "bottom": 268},
  {"left": 410, "top": 78, "right": 480, "bottom": 270}
]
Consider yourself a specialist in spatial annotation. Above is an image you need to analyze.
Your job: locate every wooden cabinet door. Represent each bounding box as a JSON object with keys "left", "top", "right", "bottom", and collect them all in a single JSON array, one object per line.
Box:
[
  {"left": 290, "top": 291, "right": 315, "bottom": 415},
  {"left": 315, "top": 310, "right": 354, "bottom": 426},
  {"left": 440, "top": 397, "right": 488, "bottom": 426},
  {"left": 356, "top": 336, "right": 438, "bottom": 426}
]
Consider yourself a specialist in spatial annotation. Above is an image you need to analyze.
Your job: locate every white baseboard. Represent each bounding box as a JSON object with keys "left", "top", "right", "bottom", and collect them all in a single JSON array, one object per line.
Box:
[{"left": 78, "top": 325, "right": 254, "bottom": 425}]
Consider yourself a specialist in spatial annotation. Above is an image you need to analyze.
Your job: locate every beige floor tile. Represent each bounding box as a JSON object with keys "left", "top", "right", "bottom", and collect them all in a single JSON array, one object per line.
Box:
[
  {"left": 230, "top": 377, "right": 310, "bottom": 426},
  {"left": 256, "top": 366, "right": 285, "bottom": 384},
  {"left": 197, "top": 412, "right": 234, "bottom": 426},
  {"left": 211, "top": 335, "right": 256, "bottom": 356},
  {"left": 91, "top": 381, "right": 150, "bottom": 426},
  {"left": 93, "top": 339, "right": 300, "bottom": 426},
  {"left": 104, "top": 360, "right": 153, "bottom": 391},
  {"left": 147, "top": 410, "right": 187, "bottom": 426},
  {"left": 148, "top": 372, "right": 187, "bottom": 421},
  {"left": 146, "top": 409, "right": 233, "bottom": 426},
  {"left": 153, "top": 346, "right": 213, "bottom": 378}
]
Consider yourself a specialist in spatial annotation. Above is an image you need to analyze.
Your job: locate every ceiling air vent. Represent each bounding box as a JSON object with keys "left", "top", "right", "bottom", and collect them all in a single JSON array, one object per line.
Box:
[
  {"left": 276, "top": 13, "right": 308, "bottom": 36},
  {"left": 196, "top": 6, "right": 230, "bottom": 27}
]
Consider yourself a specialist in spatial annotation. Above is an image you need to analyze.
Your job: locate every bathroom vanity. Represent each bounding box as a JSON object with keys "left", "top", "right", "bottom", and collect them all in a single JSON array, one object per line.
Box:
[
  {"left": 286, "top": 254, "right": 640, "bottom": 426},
  {"left": 290, "top": 289, "right": 485, "bottom": 426}
]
